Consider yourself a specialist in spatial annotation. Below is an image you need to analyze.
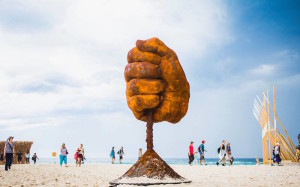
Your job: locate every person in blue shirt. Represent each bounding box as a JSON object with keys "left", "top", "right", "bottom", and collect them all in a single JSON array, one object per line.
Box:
[
  {"left": 110, "top": 147, "right": 115, "bottom": 164},
  {"left": 198, "top": 140, "right": 206, "bottom": 166}
]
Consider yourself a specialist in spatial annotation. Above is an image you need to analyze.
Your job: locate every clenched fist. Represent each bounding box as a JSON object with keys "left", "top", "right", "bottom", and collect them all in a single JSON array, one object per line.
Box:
[{"left": 125, "top": 38, "right": 190, "bottom": 123}]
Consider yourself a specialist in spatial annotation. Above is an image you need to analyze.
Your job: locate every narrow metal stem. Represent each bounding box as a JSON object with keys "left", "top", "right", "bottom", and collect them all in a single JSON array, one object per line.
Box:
[{"left": 146, "top": 110, "right": 154, "bottom": 150}]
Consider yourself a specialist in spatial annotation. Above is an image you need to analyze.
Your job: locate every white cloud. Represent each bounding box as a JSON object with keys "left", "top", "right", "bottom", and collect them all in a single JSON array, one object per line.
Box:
[
  {"left": 250, "top": 64, "right": 277, "bottom": 76},
  {"left": 0, "top": 0, "right": 243, "bottom": 159},
  {"left": 0, "top": 0, "right": 230, "bottom": 132},
  {"left": 0, "top": 117, "right": 64, "bottom": 132}
]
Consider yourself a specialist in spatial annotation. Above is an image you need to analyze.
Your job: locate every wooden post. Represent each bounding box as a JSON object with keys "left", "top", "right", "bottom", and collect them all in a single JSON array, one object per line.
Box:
[
  {"left": 273, "top": 84, "right": 276, "bottom": 144},
  {"left": 267, "top": 89, "right": 271, "bottom": 163},
  {"left": 261, "top": 93, "right": 269, "bottom": 164}
]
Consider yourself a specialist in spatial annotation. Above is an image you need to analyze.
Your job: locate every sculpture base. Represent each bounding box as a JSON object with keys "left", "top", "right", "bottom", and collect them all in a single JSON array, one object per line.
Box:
[{"left": 109, "top": 149, "right": 191, "bottom": 186}]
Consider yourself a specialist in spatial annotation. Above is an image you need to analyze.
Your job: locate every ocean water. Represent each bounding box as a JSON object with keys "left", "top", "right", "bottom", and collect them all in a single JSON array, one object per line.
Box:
[{"left": 37, "top": 157, "right": 262, "bottom": 166}]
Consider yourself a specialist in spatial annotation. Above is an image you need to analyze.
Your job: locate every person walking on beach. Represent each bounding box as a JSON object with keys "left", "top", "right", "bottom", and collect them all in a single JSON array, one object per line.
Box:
[
  {"left": 32, "top": 153, "right": 39, "bottom": 164},
  {"left": 274, "top": 143, "right": 281, "bottom": 165},
  {"left": 4, "top": 136, "right": 15, "bottom": 171},
  {"left": 198, "top": 140, "right": 206, "bottom": 166},
  {"left": 194, "top": 151, "right": 198, "bottom": 164},
  {"left": 216, "top": 140, "right": 226, "bottom": 166},
  {"left": 76, "top": 144, "right": 84, "bottom": 167},
  {"left": 25, "top": 150, "right": 30, "bottom": 164},
  {"left": 110, "top": 147, "right": 115, "bottom": 164},
  {"left": 60, "top": 143, "right": 68, "bottom": 167},
  {"left": 118, "top": 147, "right": 125, "bottom": 164},
  {"left": 138, "top": 148, "right": 142, "bottom": 160},
  {"left": 16, "top": 151, "right": 23, "bottom": 164},
  {"left": 226, "top": 142, "right": 233, "bottom": 166},
  {"left": 188, "top": 141, "right": 195, "bottom": 165}
]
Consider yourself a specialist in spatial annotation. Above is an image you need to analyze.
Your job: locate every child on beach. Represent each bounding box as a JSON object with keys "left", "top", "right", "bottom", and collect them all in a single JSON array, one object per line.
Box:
[
  {"left": 60, "top": 143, "right": 68, "bottom": 167},
  {"left": 32, "top": 153, "right": 39, "bottom": 164},
  {"left": 188, "top": 141, "right": 195, "bottom": 165},
  {"left": 216, "top": 140, "right": 226, "bottom": 166},
  {"left": 76, "top": 144, "right": 84, "bottom": 167},
  {"left": 193, "top": 151, "right": 198, "bottom": 165},
  {"left": 25, "top": 150, "right": 30, "bottom": 164},
  {"left": 198, "top": 140, "right": 206, "bottom": 166},
  {"left": 118, "top": 147, "right": 125, "bottom": 164},
  {"left": 110, "top": 147, "right": 115, "bottom": 164},
  {"left": 82, "top": 156, "right": 86, "bottom": 164},
  {"left": 138, "top": 148, "right": 142, "bottom": 160}
]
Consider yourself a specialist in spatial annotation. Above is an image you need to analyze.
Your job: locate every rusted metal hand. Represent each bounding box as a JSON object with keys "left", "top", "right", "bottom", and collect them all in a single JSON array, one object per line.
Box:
[{"left": 125, "top": 38, "right": 190, "bottom": 124}]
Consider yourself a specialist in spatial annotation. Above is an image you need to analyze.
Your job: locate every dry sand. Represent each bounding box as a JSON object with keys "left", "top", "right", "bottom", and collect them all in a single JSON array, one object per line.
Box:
[{"left": 0, "top": 163, "right": 300, "bottom": 186}]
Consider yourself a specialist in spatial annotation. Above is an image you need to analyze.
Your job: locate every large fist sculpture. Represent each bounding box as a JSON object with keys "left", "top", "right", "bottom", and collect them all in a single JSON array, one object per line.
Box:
[{"left": 125, "top": 38, "right": 190, "bottom": 123}]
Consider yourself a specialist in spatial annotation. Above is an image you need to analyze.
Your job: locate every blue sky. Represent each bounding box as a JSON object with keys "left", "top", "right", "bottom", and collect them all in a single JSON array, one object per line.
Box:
[{"left": 0, "top": 0, "right": 299, "bottom": 159}]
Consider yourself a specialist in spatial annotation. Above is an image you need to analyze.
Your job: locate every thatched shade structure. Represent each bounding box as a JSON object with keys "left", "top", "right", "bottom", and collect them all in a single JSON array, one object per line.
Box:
[{"left": 0, "top": 141, "right": 33, "bottom": 164}]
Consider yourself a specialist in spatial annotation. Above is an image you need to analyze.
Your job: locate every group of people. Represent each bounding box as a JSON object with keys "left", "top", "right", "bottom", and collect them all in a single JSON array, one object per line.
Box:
[
  {"left": 109, "top": 147, "right": 143, "bottom": 164},
  {"left": 2, "top": 136, "right": 86, "bottom": 171},
  {"left": 216, "top": 140, "right": 234, "bottom": 166},
  {"left": 2, "top": 136, "right": 41, "bottom": 171},
  {"left": 59, "top": 143, "right": 85, "bottom": 167},
  {"left": 110, "top": 147, "right": 125, "bottom": 164},
  {"left": 3, "top": 136, "right": 283, "bottom": 169},
  {"left": 16, "top": 151, "right": 38, "bottom": 164},
  {"left": 188, "top": 140, "right": 207, "bottom": 166},
  {"left": 188, "top": 140, "right": 234, "bottom": 166}
]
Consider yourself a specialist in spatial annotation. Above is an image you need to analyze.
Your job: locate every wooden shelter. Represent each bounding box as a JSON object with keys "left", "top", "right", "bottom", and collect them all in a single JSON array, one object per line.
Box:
[
  {"left": 253, "top": 84, "right": 298, "bottom": 164},
  {"left": 0, "top": 141, "right": 33, "bottom": 164}
]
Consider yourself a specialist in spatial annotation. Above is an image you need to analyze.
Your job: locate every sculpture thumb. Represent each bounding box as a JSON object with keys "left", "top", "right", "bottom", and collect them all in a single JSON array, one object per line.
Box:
[{"left": 136, "top": 37, "right": 169, "bottom": 57}]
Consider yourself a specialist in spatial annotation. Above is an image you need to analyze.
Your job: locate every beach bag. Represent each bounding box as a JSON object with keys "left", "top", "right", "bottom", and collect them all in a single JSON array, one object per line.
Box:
[
  {"left": 198, "top": 146, "right": 201, "bottom": 152},
  {"left": 74, "top": 152, "right": 78, "bottom": 160},
  {"left": 117, "top": 151, "right": 120, "bottom": 154},
  {"left": 217, "top": 147, "right": 220, "bottom": 154},
  {"left": 66, "top": 149, "right": 69, "bottom": 155}
]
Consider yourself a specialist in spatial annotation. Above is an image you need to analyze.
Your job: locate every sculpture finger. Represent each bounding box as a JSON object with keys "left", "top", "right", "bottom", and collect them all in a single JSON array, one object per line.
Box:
[
  {"left": 124, "top": 62, "right": 162, "bottom": 82},
  {"left": 160, "top": 58, "right": 189, "bottom": 92},
  {"left": 127, "top": 47, "right": 161, "bottom": 65},
  {"left": 153, "top": 92, "right": 189, "bottom": 123},
  {"left": 126, "top": 79, "right": 165, "bottom": 96},
  {"left": 127, "top": 95, "right": 162, "bottom": 112},
  {"left": 136, "top": 37, "right": 169, "bottom": 57}
]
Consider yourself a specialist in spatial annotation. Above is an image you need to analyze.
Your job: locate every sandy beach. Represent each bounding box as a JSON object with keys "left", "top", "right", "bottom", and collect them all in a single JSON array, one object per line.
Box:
[{"left": 0, "top": 163, "right": 299, "bottom": 186}]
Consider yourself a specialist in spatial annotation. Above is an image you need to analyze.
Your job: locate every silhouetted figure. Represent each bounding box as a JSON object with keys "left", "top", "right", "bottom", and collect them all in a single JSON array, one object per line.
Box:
[
  {"left": 16, "top": 151, "right": 23, "bottom": 164},
  {"left": 32, "top": 153, "right": 39, "bottom": 164},
  {"left": 0, "top": 152, "right": 4, "bottom": 165}
]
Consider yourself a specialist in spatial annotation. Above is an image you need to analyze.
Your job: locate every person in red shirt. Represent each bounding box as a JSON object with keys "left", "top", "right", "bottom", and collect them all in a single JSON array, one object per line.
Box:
[{"left": 188, "top": 141, "right": 195, "bottom": 165}]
